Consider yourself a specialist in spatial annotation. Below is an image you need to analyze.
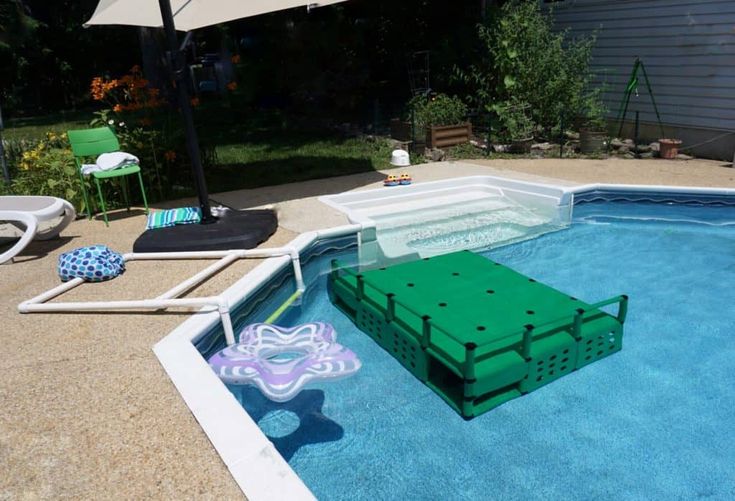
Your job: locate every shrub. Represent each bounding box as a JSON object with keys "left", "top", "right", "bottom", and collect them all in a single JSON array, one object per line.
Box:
[
  {"left": 88, "top": 66, "right": 218, "bottom": 200},
  {"left": 408, "top": 93, "right": 468, "bottom": 128},
  {"left": 3, "top": 146, "right": 83, "bottom": 209},
  {"left": 491, "top": 99, "right": 535, "bottom": 141},
  {"left": 458, "top": 0, "right": 604, "bottom": 133}
]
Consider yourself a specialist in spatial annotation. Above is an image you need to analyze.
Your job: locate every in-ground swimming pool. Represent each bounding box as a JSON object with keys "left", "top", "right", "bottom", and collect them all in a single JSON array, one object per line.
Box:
[{"left": 198, "top": 198, "right": 735, "bottom": 500}]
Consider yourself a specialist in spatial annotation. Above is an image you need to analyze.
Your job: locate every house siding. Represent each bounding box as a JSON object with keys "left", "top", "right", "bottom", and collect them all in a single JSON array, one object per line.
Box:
[{"left": 545, "top": 0, "right": 735, "bottom": 158}]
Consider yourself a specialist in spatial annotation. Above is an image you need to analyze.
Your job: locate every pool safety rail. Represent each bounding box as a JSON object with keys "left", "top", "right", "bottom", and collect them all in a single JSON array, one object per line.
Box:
[
  {"left": 329, "top": 250, "right": 628, "bottom": 419},
  {"left": 18, "top": 247, "right": 306, "bottom": 346}
]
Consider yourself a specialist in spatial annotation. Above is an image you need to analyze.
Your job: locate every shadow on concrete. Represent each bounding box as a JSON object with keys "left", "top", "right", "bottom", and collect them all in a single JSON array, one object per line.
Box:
[
  {"left": 1, "top": 235, "right": 77, "bottom": 264},
  {"left": 205, "top": 156, "right": 387, "bottom": 208},
  {"left": 148, "top": 157, "right": 388, "bottom": 211}
]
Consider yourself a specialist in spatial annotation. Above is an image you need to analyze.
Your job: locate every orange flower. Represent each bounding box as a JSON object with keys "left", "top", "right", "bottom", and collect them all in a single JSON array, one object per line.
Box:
[
  {"left": 164, "top": 150, "right": 177, "bottom": 162},
  {"left": 190, "top": 97, "right": 200, "bottom": 107},
  {"left": 90, "top": 77, "right": 106, "bottom": 100},
  {"left": 226, "top": 81, "right": 237, "bottom": 91},
  {"left": 231, "top": 54, "right": 241, "bottom": 64},
  {"left": 112, "top": 104, "right": 123, "bottom": 113}
]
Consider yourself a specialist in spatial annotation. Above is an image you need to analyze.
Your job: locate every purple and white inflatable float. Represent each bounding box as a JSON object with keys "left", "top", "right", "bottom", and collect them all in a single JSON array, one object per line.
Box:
[{"left": 208, "top": 322, "right": 361, "bottom": 402}]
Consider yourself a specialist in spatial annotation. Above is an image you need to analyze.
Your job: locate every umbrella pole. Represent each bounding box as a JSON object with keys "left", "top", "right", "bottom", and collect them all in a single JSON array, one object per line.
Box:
[{"left": 158, "top": 0, "right": 215, "bottom": 223}]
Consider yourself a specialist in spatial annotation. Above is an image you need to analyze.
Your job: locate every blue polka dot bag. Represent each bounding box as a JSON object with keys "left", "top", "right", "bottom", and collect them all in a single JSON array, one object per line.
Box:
[{"left": 58, "top": 245, "right": 125, "bottom": 282}]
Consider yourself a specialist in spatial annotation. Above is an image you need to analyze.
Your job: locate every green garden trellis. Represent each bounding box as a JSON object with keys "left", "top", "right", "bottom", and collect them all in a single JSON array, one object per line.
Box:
[{"left": 615, "top": 57, "right": 666, "bottom": 138}]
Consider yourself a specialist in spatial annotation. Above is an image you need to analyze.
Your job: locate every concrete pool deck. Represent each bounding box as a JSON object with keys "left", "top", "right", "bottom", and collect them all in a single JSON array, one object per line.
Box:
[{"left": 1, "top": 157, "right": 734, "bottom": 498}]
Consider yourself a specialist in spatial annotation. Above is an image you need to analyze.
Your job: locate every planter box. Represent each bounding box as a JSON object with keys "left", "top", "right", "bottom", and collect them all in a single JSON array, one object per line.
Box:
[{"left": 427, "top": 123, "right": 472, "bottom": 149}]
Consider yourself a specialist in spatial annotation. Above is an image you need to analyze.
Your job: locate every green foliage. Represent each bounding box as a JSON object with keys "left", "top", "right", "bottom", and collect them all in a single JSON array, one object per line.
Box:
[
  {"left": 458, "top": 0, "right": 604, "bottom": 133},
  {"left": 1, "top": 1, "right": 139, "bottom": 114},
  {"left": 408, "top": 93, "right": 468, "bottom": 128},
  {"left": 491, "top": 99, "right": 534, "bottom": 141},
  {"left": 2, "top": 147, "right": 82, "bottom": 208},
  {"left": 90, "top": 110, "right": 167, "bottom": 200},
  {"left": 2, "top": 137, "right": 37, "bottom": 171},
  {"left": 0, "top": 0, "right": 39, "bottom": 50},
  {"left": 89, "top": 107, "right": 217, "bottom": 202},
  {"left": 210, "top": 135, "right": 393, "bottom": 193}
]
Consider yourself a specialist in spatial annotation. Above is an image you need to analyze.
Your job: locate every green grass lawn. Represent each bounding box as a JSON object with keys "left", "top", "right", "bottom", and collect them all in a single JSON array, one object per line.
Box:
[
  {"left": 4, "top": 106, "right": 396, "bottom": 196},
  {"left": 208, "top": 133, "right": 393, "bottom": 192},
  {"left": 4, "top": 110, "right": 90, "bottom": 140}
]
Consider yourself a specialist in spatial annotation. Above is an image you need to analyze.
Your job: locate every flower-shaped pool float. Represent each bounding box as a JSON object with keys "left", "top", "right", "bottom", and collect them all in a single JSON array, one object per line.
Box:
[{"left": 208, "top": 322, "right": 361, "bottom": 402}]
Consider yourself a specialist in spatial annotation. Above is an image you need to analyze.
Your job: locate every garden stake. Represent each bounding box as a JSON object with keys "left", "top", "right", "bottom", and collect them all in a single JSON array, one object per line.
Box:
[
  {"left": 559, "top": 115, "right": 564, "bottom": 159},
  {"left": 634, "top": 111, "right": 640, "bottom": 159},
  {"left": 487, "top": 115, "right": 493, "bottom": 157}
]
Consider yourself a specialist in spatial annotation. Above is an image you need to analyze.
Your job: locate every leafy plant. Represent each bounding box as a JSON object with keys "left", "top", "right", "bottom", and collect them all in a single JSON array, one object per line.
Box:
[
  {"left": 491, "top": 99, "right": 534, "bottom": 141},
  {"left": 458, "top": 0, "right": 605, "bottom": 133},
  {"left": 87, "top": 66, "right": 221, "bottom": 201},
  {"left": 408, "top": 93, "right": 468, "bottom": 128},
  {"left": 2, "top": 146, "right": 83, "bottom": 209},
  {"left": 574, "top": 89, "right": 608, "bottom": 130}
]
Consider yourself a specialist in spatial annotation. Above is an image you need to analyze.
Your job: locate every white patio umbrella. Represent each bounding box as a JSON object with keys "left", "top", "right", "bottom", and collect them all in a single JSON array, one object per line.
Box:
[
  {"left": 84, "top": 0, "right": 350, "bottom": 251},
  {"left": 86, "top": 0, "right": 348, "bottom": 31}
]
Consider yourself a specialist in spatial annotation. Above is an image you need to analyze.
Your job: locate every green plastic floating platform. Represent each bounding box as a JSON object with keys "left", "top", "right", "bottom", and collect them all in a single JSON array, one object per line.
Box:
[{"left": 328, "top": 250, "right": 628, "bottom": 419}]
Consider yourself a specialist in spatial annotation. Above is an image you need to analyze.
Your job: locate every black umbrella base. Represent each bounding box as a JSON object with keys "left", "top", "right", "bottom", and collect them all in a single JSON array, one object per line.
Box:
[{"left": 133, "top": 209, "right": 278, "bottom": 253}]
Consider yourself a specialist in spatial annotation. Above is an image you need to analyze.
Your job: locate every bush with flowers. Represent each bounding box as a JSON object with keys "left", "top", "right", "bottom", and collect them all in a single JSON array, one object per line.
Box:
[
  {"left": 88, "top": 65, "right": 217, "bottom": 200},
  {"left": 4, "top": 65, "right": 218, "bottom": 205},
  {"left": 0, "top": 132, "right": 87, "bottom": 210},
  {"left": 89, "top": 65, "right": 173, "bottom": 199}
]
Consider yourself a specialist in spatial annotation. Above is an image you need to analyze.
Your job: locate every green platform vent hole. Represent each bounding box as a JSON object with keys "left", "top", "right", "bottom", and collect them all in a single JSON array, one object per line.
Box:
[
  {"left": 535, "top": 349, "right": 572, "bottom": 382},
  {"left": 359, "top": 310, "right": 384, "bottom": 341},
  {"left": 392, "top": 331, "right": 417, "bottom": 369},
  {"left": 583, "top": 331, "right": 618, "bottom": 362}
]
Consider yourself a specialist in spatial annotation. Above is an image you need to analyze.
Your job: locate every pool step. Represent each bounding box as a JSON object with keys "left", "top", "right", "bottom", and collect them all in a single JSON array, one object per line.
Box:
[
  {"left": 372, "top": 198, "right": 563, "bottom": 260},
  {"left": 329, "top": 251, "right": 628, "bottom": 419},
  {"left": 359, "top": 190, "right": 505, "bottom": 219}
]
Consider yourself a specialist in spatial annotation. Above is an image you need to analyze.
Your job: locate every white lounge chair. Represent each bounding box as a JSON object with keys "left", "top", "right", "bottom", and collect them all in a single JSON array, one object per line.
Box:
[{"left": 0, "top": 196, "right": 76, "bottom": 264}]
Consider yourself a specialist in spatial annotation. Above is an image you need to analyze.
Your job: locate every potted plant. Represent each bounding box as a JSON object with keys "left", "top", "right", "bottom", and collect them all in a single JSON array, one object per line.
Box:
[
  {"left": 492, "top": 100, "right": 535, "bottom": 153},
  {"left": 576, "top": 93, "right": 608, "bottom": 154},
  {"left": 659, "top": 138, "right": 683, "bottom": 159},
  {"left": 408, "top": 94, "right": 472, "bottom": 149}
]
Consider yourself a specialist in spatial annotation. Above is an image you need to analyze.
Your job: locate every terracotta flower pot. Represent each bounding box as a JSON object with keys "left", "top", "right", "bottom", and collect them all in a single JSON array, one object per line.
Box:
[{"left": 659, "top": 138, "right": 682, "bottom": 159}]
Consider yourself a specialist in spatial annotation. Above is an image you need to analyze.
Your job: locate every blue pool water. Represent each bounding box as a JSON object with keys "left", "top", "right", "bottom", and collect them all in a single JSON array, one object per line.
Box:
[{"left": 222, "top": 201, "right": 735, "bottom": 500}]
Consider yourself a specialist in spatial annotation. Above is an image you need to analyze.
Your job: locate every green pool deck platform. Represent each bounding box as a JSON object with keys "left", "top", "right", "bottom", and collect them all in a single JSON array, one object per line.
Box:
[{"left": 328, "top": 250, "right": 628, "bottom": 419}]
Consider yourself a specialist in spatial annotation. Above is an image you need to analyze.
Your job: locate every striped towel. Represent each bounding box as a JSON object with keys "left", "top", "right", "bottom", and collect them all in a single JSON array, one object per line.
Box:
[{"left": 145, "top": 207, "right": 202, "bottom": 230}]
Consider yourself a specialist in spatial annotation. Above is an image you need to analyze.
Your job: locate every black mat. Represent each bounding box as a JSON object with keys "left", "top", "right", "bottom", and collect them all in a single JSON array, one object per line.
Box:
[{"left": 133, "top": 209, "right": 278, "bottom": 253}]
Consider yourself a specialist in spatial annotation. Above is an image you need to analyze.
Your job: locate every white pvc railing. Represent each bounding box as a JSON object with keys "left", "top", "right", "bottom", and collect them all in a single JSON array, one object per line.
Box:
[{"left": 18, "top": 247, "right": 306, "bottom": 346}]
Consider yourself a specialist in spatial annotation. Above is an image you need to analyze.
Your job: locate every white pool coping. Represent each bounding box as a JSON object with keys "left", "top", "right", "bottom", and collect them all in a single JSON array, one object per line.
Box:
[
  {"left": 318, "top": 174, "right": 575, "bottom": 227},
  {"left": 153, "top": 179, "right": 735, "bottom": 500}
]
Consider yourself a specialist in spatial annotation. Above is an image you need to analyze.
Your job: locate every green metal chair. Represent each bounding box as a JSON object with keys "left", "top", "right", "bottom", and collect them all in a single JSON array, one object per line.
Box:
[{"left": 67, "top": 127, "right": 149, "bottom": 226}]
